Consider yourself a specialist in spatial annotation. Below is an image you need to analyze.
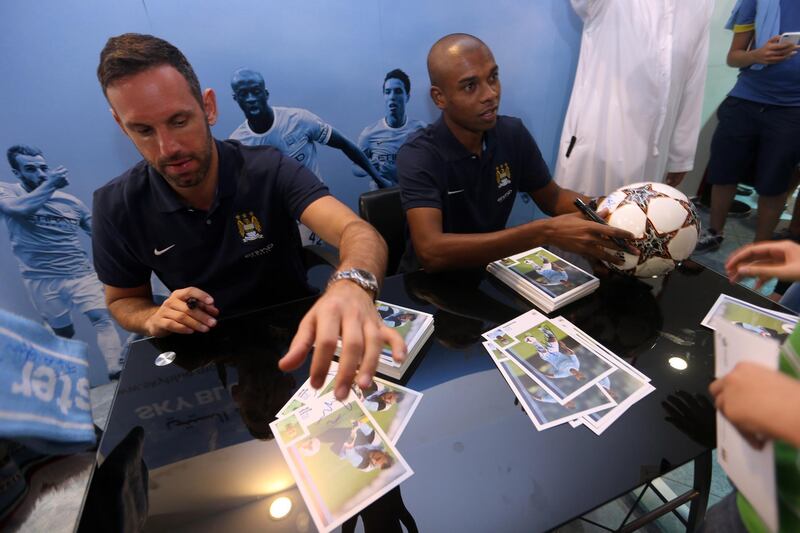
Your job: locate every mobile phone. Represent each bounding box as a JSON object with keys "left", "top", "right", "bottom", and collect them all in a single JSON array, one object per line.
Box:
[{"left": 779, "top": 32, "right": 800, "bottom": 46}]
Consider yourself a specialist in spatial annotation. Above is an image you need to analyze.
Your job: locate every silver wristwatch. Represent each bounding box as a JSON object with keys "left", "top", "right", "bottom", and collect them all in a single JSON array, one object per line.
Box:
[{"left": 328, "top": 268, "right": 379, "bottom": 299}]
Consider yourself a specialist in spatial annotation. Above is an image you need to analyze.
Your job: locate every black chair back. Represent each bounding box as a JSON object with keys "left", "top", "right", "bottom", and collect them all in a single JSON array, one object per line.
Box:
[{"left": 358, "top": 187, "right": 406, "bottom": 276}]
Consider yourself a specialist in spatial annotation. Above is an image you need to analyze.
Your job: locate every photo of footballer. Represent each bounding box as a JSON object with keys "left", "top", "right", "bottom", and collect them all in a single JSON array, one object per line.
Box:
[
  {"left": 0, "top": 145, "right": 124, "bottom": 380},
  {"left": 484, "top": 341, "right": 615, "bottom": 430},
  {"left": 580, "top": 368, "right": 655, "bottom": 435},
  {"left": 508, "top": 249, "right": 594, "bottom": 299},
  {"left": 361, "top": 379, "right": 422, "bottom": 444},
  {"left": 701, "top": 294, "right": 797, "bottom": 342},
  {"left": 340, "top": 300, "right": 433, "bottom": 379},
  {"left": 499, "top": 320, "right": 615, "bottom": 404},
  {"left": 354, "top": 68, "right": 426, "bottom": 189},
  {"left": 313, "top": 370, "right": 423, "bottom": 444},
  {"left": 270, "top": 395, "right": 413, "bottom": 533}
]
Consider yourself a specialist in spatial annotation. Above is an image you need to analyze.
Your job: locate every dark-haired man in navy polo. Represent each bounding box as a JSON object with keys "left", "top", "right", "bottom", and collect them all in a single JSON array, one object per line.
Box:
[
  {"left": 397, "top": 34, "right": 632, "bottom": 273},
  {"left": 92, "top": 33, "right": 404, "bottom": 399}
]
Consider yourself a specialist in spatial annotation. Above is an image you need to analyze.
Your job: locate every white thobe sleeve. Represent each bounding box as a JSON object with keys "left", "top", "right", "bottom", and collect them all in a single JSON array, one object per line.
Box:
[{"left": 667, "top": 19, "right": 711, "bottom": 173}]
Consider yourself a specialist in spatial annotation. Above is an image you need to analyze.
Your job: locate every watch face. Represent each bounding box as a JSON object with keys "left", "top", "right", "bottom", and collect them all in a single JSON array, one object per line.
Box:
[
  {"left": 331, "top": 269, "right": 378, "bottom": 295},
  {"left": 353, "top": 268, "right": 377, "bottom": 284}
]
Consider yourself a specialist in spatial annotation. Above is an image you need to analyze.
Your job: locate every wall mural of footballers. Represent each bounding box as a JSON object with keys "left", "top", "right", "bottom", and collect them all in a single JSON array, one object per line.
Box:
[
  {"left": 228, "top": 68, "right": 383, "bottom": 245},
  {"left": 354, "top": 69, "right": 426, "bottom": 189},
  {"left": 0, "top": 145, "right": 124, "bottom": 380}
]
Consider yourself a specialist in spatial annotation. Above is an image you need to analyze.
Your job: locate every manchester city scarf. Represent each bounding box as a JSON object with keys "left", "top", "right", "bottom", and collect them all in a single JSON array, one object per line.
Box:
[{"left": 0, "top": 308, "right": 95, "bottom": 454}]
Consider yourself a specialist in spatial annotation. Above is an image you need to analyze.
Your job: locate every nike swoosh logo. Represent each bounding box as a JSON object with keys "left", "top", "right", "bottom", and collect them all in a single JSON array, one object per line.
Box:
[
  {"left": 447, "top": 189, "right": 465, "bottom": 195},
  {"left": 154, "top": 244, "right": 176, "bottom": 256}
]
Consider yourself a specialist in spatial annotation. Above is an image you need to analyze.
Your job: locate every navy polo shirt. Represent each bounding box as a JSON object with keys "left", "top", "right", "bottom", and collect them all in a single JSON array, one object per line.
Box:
[
  {"left": 397, "top": 115, "right": 551, "bottom": 271},
  {"left": 92, "top": 139, "right": 329, "bottom": 315}
]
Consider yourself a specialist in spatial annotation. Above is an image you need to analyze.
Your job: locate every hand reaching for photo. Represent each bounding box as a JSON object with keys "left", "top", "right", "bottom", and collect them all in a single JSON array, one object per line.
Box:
[{"left": 726, "top": 240, "right": 800, "bottom": 288}]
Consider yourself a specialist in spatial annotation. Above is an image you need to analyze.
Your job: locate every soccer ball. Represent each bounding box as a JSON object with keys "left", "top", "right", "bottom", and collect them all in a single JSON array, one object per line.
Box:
[{"left": 598, "top": 182, "right": 700, "bottom": 277}]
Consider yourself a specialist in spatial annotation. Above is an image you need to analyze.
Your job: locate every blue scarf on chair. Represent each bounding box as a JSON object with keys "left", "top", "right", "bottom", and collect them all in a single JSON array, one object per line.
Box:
[{"left": 0, "top": 309, "right": 95, "bottom": 454}]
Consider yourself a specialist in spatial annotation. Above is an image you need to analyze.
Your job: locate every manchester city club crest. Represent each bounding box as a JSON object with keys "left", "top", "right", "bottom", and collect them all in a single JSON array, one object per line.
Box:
[
  {"left": 235, "top": 211, "right": 264, "bottom": 243},
  {"left": 495, "top": 162, "right": 511, "bottom": 188}
]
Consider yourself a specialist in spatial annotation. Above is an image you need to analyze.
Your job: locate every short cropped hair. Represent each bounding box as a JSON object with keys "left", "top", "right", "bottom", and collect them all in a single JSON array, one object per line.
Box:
[
  {"left": 97, "top": 33, "right": 202, "bottom": 105},
  {"left": 384, "top": 68, "right": 411, "bottom": 95},
  {"left": 7, "top": 145, "right": 43, "bottom": 171}
]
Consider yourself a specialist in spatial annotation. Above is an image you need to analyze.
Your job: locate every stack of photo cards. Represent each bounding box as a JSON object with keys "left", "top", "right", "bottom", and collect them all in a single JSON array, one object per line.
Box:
[
  {"left": 483, "top": 309, "right": 654, "bottom": 435},
  {"left": 335, "top": 300, "right": 434, "bottom": 380},
  {"left": 270, "top": 362, "right": 423, "bottom": 532},
  {"left": 487, "top": 247, "right": 599, "bottom": 313},
  {"left": 702, "top": 293, "right": 797, "bottom": 342}
]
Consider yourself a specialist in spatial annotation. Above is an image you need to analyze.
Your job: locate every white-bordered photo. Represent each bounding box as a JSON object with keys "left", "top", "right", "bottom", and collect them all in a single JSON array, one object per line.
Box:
[
  {"left": 317, "top": 375, "right": 423, "bottom": 445},
  {"left": 498, "top": 247, "right": 597, "bottom": 300},
  {"left": 337, "top": 301, "right": 433, "bottom": 376},
  {"left": 702, "top": 294, "right": 797, "bottom": 342},
  {"left": 483, "top": 340, "right": 508, "bottom": 363},
  {"left": 551, "top": 317, "right": 651, "bottom": 384},
  {"left": 376, "top": 301, "right": 428, "bottom": 342},
  {"left": 270, "top": 397, "right": 413, "bottom": 533},
  {"left": 496, "top": 319, "right": 616, "bottom": 405},
  {"left": 276, "top": 363, "right": 341, "bottom": 420},
  {"left": 484, "top": 341, "right": 616, "bottom": 430},
  {"left": 580, "top": 366, "right": 655, "bottom": 435}
]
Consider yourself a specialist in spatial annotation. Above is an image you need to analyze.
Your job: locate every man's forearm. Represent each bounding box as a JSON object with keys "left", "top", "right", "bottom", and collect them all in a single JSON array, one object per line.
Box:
[
  {"left": 727, "top": 49, "right": 758, "bottom": 68},
  {"left": 107, "top": 297, "right": 159, "bottom": 336},
  {"left": 415, "top": 219, "right": 553, "bottom": 273},
  {"left": 336, "top": 136, "right": 384, "bottom": 183},
  {"left": 336, "top": 219, "right": 389, "bottom": 285},
  {"left": 346, "top": 145, "right": 384, "bottom": 184},
  {"left": 0, "top": 182, "right": 59, "bottom": 217},
  {"left": 551, "top": 188, "right": 586, "bottom": 216}
]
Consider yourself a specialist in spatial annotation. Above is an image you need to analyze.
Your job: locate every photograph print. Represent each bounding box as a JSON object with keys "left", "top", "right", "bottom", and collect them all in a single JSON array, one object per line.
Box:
[
  {"left": 702, "top": 294, "right": 797, "bottom": 343},
  {"left": 499, "top": 355, "right": 616, "bottom": 430},
  {"left": 503, "top": 320, "right": 615, "bottom": 404},
  {"left": 582, "top": 367, "right": 654, "bottom": 432},
  {"left": 274, "top": 399, "right": 413, "bottom": 532},
  {"left": 508, "top": 249, "right": 594, "bottom": 299},
  {"left": 316, "top": 375, "right": 422, "bottom": 444}
]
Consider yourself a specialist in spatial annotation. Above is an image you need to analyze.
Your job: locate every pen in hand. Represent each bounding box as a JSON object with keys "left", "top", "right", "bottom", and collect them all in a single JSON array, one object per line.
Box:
[{"left": 573, "top": 198, "right": 631, "bottom": 251}]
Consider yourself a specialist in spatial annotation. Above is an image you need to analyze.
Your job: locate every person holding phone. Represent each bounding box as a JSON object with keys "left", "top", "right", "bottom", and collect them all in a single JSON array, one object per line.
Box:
[{"left": 697, "top": 0, "right": 800, "bottom": 253}]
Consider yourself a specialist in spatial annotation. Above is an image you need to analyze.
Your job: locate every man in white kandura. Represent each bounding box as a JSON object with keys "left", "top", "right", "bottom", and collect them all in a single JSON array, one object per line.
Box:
[{"left": 554, "top": 0, "right": 714, "bottom": 196}]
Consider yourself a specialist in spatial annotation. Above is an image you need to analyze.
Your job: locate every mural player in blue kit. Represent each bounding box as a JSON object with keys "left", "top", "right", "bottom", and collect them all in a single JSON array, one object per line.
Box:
[
  {"left": 0, "top": 146, "right": 123, "bottom": 379},
  {"left": 354, "top": 69, "right": 426, "bottom": 189},
  {"left": 229, "top": 68, "right": 383, "bottom": 244},
  {"left": 396, "top": 34, "right": 634, "bottom": 273}
]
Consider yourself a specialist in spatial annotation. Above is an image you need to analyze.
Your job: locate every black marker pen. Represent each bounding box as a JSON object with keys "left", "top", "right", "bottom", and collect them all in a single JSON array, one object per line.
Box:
[{"left": 573, "top": 198, "right": 630, "bottom": 250}]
